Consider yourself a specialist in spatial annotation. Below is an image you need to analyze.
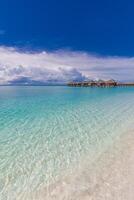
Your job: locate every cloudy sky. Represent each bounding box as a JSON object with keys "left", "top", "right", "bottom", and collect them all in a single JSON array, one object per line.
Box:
[
  {"left": 0, "top": 46, "right": 133, "bottom": 85},
  {"left": 0, "top": 0, "right": 134, "bottom": 84}
]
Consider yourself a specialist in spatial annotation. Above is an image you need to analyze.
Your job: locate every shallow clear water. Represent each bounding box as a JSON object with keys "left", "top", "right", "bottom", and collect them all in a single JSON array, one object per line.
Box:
[{"left": 0, "top": 86, "right": 134, "bottom": 199}]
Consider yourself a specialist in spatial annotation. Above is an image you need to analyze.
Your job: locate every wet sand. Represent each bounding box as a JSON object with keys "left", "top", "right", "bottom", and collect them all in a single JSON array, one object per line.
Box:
[
  {"left": 34, "top": 129, "right": 134, "bottom": 200},
  {"left": 87, "top": 130, "right": 134, "bottom": 200}
]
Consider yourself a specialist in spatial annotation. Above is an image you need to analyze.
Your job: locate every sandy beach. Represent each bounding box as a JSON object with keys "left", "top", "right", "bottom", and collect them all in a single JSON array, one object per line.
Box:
[
  {"left": 88, "top": 129, "right": 134, "bottom": 200},
  {"left": 36, "top": 128, "right": 134, "bottom": 200}
]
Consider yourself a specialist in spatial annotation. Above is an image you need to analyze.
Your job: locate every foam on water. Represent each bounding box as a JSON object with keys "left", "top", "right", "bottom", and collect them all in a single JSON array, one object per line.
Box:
[{"left": 0, "top": 86, "right": 134, "bottom": 199}]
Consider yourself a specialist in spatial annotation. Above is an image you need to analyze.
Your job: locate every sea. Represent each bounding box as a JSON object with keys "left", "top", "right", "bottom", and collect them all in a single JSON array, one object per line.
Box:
[{"left": 0, "top": 86, "right": 134, "bottom": 199}]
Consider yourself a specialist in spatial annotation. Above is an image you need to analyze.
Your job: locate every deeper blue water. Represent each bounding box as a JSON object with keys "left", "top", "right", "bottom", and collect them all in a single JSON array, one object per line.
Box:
[{"left": 0, "top": 86, "right": 134, "bottom": 199}]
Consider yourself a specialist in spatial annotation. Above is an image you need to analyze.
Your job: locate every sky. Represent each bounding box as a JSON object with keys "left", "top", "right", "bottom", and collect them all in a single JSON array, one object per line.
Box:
[{"left": 0, "top": 0, "right": 134, "bottom": 84}]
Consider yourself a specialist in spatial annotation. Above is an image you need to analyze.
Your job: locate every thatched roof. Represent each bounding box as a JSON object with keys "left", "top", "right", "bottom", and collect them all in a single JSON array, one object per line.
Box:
[{"left": 105, "top": 79, "right": 117, "bottom": 83}]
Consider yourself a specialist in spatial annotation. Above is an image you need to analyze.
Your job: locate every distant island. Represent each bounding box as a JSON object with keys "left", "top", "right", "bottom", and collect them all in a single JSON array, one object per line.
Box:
[{"left": 68, "top": 80, "right": 134, "bottom": 87}]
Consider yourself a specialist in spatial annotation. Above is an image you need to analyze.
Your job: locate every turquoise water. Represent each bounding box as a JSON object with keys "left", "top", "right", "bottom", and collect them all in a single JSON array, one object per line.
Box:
[{"left": 0, "top": 86, "right": 134, "bottom": 199}]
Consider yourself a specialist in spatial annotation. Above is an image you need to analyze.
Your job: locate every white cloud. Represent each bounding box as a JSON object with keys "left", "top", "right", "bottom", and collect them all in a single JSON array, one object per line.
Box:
[{"left": 0, "top": 46, "right": 133, "bottom": 85}]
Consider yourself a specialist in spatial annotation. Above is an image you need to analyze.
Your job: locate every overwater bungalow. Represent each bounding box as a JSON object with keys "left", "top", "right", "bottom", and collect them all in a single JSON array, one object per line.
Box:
[
  {"left": 68, "top": 79, "right": 118, "bottom": 87},
  {"left": 97, "top": 79, "right": 106, "bottom": 87},
  {"left": 104, "top": 79, "right": 117, "bottom": 87}
]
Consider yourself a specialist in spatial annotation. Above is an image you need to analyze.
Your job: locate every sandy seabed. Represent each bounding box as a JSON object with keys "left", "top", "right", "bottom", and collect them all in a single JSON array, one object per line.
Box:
[{"left": 31, "top": 129, "right": 134, "bottom": 200}]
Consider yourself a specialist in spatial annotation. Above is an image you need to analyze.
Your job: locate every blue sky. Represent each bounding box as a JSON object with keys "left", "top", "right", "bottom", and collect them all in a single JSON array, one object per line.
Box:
[
  {"left": 0, "top": 0, "right": 134, "bottom": 84},
  {"left": 0, "top": 0, "right": 134, "bottom": 55}
]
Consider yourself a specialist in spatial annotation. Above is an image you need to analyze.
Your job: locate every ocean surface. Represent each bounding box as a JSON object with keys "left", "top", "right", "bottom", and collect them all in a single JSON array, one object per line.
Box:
[{"left": 0, "top": 86, "right": 134, "bottom": 199}]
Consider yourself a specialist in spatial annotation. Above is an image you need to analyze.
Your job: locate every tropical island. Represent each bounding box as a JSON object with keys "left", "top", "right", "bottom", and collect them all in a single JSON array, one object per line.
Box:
[{"left": 68, "top": 79, "right": 134, "bottom": 87}]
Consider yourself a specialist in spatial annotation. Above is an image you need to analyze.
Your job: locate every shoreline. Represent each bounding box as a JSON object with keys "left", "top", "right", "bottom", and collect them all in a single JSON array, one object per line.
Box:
[
  {"left": 34, "top": 128, "right": 134, "bottom": 200},
  {"left": 87, "top": 128, "right": 134, "bottom": 200}
]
